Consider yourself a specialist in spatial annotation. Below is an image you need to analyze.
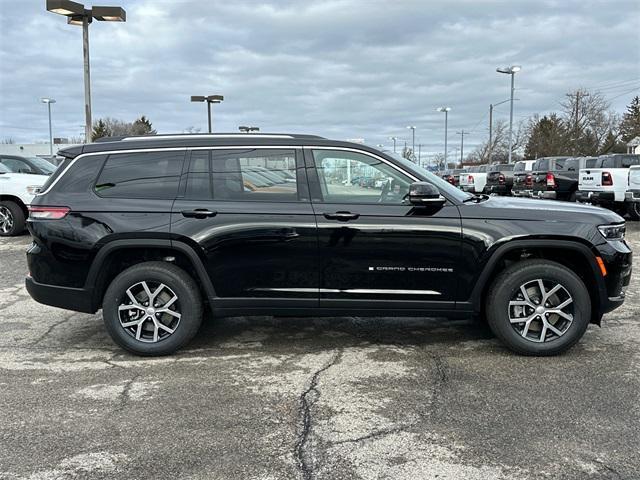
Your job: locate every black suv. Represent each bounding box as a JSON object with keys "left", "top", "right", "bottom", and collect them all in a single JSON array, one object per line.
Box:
[{"left": 26, "top": 134, "right": 632, "bottom": 356}]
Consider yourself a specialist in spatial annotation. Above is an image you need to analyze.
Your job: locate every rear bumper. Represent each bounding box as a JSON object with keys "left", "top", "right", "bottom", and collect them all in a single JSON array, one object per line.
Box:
[
  {"left": 576, "top": 191, "right": 616, "bottom": 204},
  {"left": 25, "top": 276, "right": 96, "bottom": 313},
  {"left": 487, "top": 184, "right": 509, "bottom": 195},
  {"left": 461, "top": 185, "right": 478, "bottom": 193},
  {"left": 539, "top": 190, "right": 557, "bottom": 200},
  {"left": 512, "top": 189, "right": 533, "bottom": 197}
]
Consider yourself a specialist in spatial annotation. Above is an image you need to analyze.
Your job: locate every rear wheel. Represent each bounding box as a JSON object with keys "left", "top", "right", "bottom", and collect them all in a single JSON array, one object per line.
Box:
[
  {"left": 103, "top": 261, "right": 203, "bottom": 356},
  {"left": 486, "top": 260, "right": 591, "bottom": 356},
  {"left": 0, "top": 201, "right": 25, "bottom": 236},
  {"left": 626, "top": 202, "right": 640, "bottom": 221}
]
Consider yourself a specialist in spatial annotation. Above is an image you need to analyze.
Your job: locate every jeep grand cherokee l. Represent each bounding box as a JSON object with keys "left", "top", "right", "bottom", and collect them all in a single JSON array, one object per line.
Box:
[{"left": 26, "top": 134, "right": 632, "bottom": 356}]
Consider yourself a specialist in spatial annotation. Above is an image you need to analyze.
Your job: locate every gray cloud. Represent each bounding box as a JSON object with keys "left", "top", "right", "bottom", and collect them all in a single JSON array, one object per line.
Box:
[{"left": 1, "top": 0, "right": 638, "bottom": 158}]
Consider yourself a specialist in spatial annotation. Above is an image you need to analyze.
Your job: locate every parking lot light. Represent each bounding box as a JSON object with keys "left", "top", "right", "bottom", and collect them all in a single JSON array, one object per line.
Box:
[
  {"left": 436, "top": 107, "right": 451, "bottom": 166},
  {"left": 191, "top": 95, "right": 224, "bottom": 133},
  {"left": 46, "top": 0, "right": 127, "bottom": 143},
  {"left": 496, "top": 65, "right": 521, "bottom": 164},
  {"left": 40, "top": 98, "right": 56, "bottom": 156}
]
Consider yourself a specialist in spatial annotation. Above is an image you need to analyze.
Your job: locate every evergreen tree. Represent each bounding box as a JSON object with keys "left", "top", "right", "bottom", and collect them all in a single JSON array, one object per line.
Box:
[
  {"left": 620, "top": 96, "right": 640, "bottom": 142},
  {"left": 524, "top": 114, "right": 569, "bottom": 159},
  {"left": 91, "top": 119, "right": 111, "bottom": 141},
  {"left": 131, "top": 115, "right": 157, "bottom": 136}
]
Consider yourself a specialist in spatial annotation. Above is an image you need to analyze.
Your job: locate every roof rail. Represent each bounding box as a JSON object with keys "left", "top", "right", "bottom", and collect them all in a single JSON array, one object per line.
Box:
[{"left": 94, "top": 133, "right": 326, "bottom": 143}]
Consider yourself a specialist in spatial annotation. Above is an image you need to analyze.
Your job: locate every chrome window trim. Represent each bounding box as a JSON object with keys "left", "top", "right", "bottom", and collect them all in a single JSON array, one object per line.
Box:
[{"left": 38, "top": 145, "right": 418, "bottom": 195}]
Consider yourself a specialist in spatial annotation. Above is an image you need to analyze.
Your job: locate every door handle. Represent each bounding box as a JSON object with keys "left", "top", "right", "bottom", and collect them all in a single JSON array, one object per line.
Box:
[
  {"left": 181, "top": 209, "right": 217, "bottom": 218},
  {"left": 323, "top": 211, "right": 360, "bottom": 221}
]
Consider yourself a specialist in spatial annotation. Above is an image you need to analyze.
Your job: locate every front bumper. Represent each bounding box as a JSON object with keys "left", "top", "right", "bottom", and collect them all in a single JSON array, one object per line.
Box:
[
  {"left": 25, "top": 276, "right": 96, "bottom": 313},
  {"left": 625, "top": 191, "right": 640, "bottom": 203}
]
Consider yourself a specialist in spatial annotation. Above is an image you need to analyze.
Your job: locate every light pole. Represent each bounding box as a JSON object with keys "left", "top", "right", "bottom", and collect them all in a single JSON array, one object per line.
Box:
[
  {"left": 47, "top": 1, "right": 126, "bottom": 144},
  {"left": 436, "top": 107, "right": 451, "bottom": 166},
  {"left": 388, "top": 136, "right": 398, "bottom": 153},
  {"left": 191, "top": 95, "right": 224, "bottom": 133},
  {"left": 41, "top": 98, "right": 56, "bottom": 156},
  {"left": 239, "top": 126, "right": 259, "bottom": 133},
  {"left": 406, "top": 126, "right": 416, "bottom": 161},
  {"left": 456, "top": 130, "right": 468, "bottom": 167},
  {"left": 488, "top": 98, "right": 516, "bottom": 163},
  {"left": 496, "top": 65, "right": 521, "bottom": 163}
]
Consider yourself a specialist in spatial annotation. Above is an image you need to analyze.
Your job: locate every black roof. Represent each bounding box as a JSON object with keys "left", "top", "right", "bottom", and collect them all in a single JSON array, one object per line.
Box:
[{"left": 57, "top": 133, "right": 380, "bottom": 158}]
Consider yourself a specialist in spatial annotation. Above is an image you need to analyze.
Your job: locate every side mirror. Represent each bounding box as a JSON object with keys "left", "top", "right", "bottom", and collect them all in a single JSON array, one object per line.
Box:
[{"left": 408, "top": 182, "right": 446, "bottom": 207}]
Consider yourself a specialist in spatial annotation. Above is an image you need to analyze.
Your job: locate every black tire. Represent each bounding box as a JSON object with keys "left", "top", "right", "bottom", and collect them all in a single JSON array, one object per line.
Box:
[
  {"left": 103, "top": 261, "right": 203, "bottom": 356},
  {"left": 568, "top": 191, "right": 577, "bottom": 203},
  {"left": 0, "top": 200, "right": 25, "bottom": 236},
  {"left": 486, "top": 260, "right": 591, "bottom": 356},
  {"left": 626, "top": 202, "right": 640, "bottom": 221}
]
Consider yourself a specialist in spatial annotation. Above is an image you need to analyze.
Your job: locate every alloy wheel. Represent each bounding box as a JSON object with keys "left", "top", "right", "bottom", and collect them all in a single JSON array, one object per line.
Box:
[
  {"left": 0, "top": 206, "right": 14, "bottom": 234},
  {"left": 118, "top": 281, "right": 181, "bottom": 343},
  {"left": 508, "top": 279, "right": 574, "bottom": 343}
]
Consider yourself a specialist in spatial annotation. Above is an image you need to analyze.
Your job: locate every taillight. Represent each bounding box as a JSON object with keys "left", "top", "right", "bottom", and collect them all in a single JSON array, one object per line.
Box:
[
  {"left": 525, "top": 174, "right": 533, "bottom": 186},
  {"left": 468, "top": 175, "right": 474, "bottom": 184},
  {"left": 498, "top": 174, "right": 505, "bottom": 184},
  {"left": 447, "top": 177, "right": 455, "bottom": 185},
  {"left": 28, "top": 206, "right": 70, "bottom": 220},
  {"left": 602, "top": 172, "right": 613, "bottom": 186},
  {"left": 546, "top": 172, "right": 556, "bottom": 188}
]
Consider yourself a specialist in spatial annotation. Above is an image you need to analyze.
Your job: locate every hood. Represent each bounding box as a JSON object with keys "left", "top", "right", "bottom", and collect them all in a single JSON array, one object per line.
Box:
[{"left": 467, "top": 195, "right": 624, "bottom": 224}]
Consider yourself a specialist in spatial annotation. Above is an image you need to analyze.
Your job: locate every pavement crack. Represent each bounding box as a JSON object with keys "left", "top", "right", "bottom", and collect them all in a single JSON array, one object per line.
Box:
[
  {"left": 116, "top": 373, "right": 141, "bottom": 412},
  {"left": 29, "top": 317, "right": 72, "bottom": 346},
  {"left": 294, "top": 351, "right": 341, "bottom": 480},
  {"left": 592, "top": 459, "right": 624, "bottom": 479},
  {"left": 332, "top": 426, "right": 406, "bottom": 446}
]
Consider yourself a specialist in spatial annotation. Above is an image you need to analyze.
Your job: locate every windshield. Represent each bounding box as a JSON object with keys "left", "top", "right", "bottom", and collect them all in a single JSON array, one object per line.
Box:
[
  {"left": 27, "top": 157, "right": 56, "bottom": 174},
  {"left": 385, "top": 152, "right": 474, "bottom": 202},
  {"left": 0, "top": 163, "right": 9, "bottom": 173}
]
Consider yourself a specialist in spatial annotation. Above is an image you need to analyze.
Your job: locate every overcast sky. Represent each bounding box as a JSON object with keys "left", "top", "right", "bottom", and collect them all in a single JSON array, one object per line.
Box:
[{"left": 1, "top": 0, "right": 639, "bottom": 157}]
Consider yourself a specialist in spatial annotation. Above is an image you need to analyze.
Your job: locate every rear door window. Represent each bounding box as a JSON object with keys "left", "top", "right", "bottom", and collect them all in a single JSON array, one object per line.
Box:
[
  {"left": 553, "top": 158, "right": 566, "bottom": 170},
  {"left": 585, "top": 158, "right": 600, "bottom": 169},
  {"left": 534, "top": 158, "right": 549, "bottom": 171},
  {"left": 95, "top": 151, "right": 185, "bottom": 199},
  {"left": 622, "top": 155, "right": 640, "bottom": 168},
  {"left": 0, "top": 157, "right": 34, "bottom": 173},
  {"left": 565, "top": 158, "right": 580, "bottom": 171}
]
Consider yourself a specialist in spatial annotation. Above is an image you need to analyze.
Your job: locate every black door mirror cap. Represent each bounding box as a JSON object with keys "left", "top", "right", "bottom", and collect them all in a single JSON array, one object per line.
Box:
[{"left": 408, "top": 182, "right": 446, "bottom": 206}]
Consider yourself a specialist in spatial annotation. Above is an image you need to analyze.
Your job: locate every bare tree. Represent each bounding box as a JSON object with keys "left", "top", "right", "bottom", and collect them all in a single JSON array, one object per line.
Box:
[{"left": 1, "top": 137, "right": 15, "bottom": 144}]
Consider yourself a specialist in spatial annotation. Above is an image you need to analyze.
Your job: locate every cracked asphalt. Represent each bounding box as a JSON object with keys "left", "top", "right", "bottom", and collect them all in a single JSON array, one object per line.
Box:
[{"left": 1, "top": 226, "right": 639, "bottom": 480}]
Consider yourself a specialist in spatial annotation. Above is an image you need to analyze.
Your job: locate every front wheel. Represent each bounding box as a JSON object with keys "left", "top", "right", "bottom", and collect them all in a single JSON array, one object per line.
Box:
[
  {"left": 627, "top": 202, "right": 640, "bottom": 221},
  {"left": 486, "top": 260, "right": 591, "bottom": 356},
  {"left": 103, "top": 261, "right": 203, "bottom": 356}
]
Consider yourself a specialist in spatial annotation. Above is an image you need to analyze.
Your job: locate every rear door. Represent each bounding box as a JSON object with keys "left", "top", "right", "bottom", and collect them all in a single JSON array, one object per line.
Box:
[
  {"left": 306, "top": 148, "right": 462, "bottom": 312},
  {"left": 170, "top": 147, "right": 319, "bottom": 309}
]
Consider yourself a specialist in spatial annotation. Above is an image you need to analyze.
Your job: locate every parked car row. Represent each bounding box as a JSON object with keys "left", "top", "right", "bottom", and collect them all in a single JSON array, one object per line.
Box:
[{"left": 439, "top": 153, "right": 640, "bottom": 219}]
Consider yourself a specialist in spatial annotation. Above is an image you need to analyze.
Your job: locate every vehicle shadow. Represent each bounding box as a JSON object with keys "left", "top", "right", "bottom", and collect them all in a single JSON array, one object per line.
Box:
[{"left": 187, "top": 314, "right": 497, "bottom": 352}]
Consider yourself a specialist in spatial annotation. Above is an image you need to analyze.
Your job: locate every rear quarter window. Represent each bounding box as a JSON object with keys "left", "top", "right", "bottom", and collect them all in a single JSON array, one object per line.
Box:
[{"left": 95, "top": 151, "right": 185, "bottom": 199}]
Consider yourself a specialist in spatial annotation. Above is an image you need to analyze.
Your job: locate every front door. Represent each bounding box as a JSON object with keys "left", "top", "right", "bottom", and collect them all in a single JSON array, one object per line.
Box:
[
  {"left": 171, "top": 147, "right": 318, "bottom": 310},
  {"left": 306, "top": 148, "right": 461, "bottom": 311}
]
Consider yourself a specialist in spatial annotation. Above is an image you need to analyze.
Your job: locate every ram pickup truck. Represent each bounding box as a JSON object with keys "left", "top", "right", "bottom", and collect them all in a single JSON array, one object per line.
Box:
[
  {"left": 577, "top": 154, "right": 640, "bottom": 213},
  {"left": 511, "top": 160, "right": 536, "bottom": 197},
  {"left": 485, "top": 163, "right": 515, "bottom": 195},
  {"left": 459, "top": 165, "right": 488, "bottom": 194},
  {"left": 624, "top": 165, "right": 640, "bottom": 220},
  {"left": 533, "top": 156, "right": 595, "bottom": 202}
]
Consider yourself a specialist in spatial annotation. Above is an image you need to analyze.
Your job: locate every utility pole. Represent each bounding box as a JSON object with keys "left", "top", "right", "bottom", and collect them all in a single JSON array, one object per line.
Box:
[
  {"left": 568, "top": 91, "right": 589, "bottom": 155},
  {"left": 457, "top": 130, "right": 469, "bottom": 166},
  {"left": 418, "top": 144, "right": 422, "bottom": 167},
  {"left": 488, "top": 103, "right": 493, "bottom": 163}
]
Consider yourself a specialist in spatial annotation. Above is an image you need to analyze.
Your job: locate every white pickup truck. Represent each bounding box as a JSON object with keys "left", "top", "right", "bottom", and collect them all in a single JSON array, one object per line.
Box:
[
  {"left": 0, "top": 163, "right": 51, "bottom": 236},
  {"left": 576, "top": 153, "right": 640, "bottom": 215},
  {"left": 625, "top": 165, "right": 640, "bottom": 220},
  {"left": 459, "top": 164, "right": 488, "bottom": 194}
]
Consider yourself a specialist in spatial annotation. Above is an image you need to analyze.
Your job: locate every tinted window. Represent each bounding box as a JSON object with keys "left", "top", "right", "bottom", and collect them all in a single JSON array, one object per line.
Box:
[
  {"left": 313, "top": 149, "right": 412, "bottom": 204},
  {"left": 95, "top": 151, "right": 184, "bottom": 198},
  {"left": 622, "top": 155, "right": 640, "bottom": 168},
  {"left": 585, "top": 158, "right": 600, "bottom": 168},
  {"left": 489, "top": 164, "right": 513, "bottom": 172},
  {"left": 185, "top": 151, "right": 211, "bottom": 199},
  {"left": 514, "top": 161, "right": 526, "bottom": 172},
  {"left": 1, "top": 157, "right": 34, "bottom": 173},
  {"left": 554, "top": 158, "right": 567, "bottom": 170},
  {"left": 26, "top": 157, "right": 56, "bottom": 174},
  {"left": 0, "top": 163, "right": 10, "bottom": 173},
  {"left": 478, "top": 165, "right": 487, "bottom": 172},
  {"left": 565, "top": 158, "right": 580, "bottom": 171},
  {"left": 210, "top": 149, "right": 299, "bottom": 201},
  {"left": 534, "top": 158, "right": 549, "bottom": 171}
]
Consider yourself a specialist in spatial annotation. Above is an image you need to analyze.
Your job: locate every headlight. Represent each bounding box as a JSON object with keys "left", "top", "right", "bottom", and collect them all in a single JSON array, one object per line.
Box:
[
  {"left": 26, "top": 185, "right": 42, "bottom": 195},
  {"left": 598, "top": 223, "right": 625, "bottom": 241}
]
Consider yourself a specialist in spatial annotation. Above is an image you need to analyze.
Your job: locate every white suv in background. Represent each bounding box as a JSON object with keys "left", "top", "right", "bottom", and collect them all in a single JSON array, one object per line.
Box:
[
  {"left": 577, "top": 154, "right": 640, "bottom": 215},
  {"left": 459, "top": 164, "right": 488, "bottom": 194},
  {"left": 0, "top": 162, "right": 52, "bottom": 236}
]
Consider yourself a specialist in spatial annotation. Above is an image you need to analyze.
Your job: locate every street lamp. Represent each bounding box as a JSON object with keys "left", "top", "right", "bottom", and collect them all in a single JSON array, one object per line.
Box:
[
  {"left": 496, "top": 65, "right": 521, "bottom": 163},
  {"left": 191, "top": 95, "right": 224, "bottom": 133},
  {"left": 388, "top": 136, "right": 398, "bottom": 153},
  {"left": 46, "top": 0, "right": 126, "bottom": 144},
  {"left": 436, "top": 107, "right": 451, "bottom": 166},
  {"left": 239, "top": 126, "right": 259, "bottom": 133},
  {"left": 40, "top": 98, "right": 56, "bottom": 156},
  {"left": 406, "top": 126, "right": 416, "bottom": 161}
]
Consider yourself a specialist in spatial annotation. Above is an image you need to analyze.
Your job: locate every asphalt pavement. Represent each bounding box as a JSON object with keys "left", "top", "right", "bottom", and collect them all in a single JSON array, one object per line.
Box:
[{"left": 0, "top": 226, "right": 639, "bottom": 480}]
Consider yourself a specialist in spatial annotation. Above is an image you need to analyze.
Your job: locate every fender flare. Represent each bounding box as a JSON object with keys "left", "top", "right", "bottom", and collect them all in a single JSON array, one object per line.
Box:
[
  {"left": 85, "top": 238, "right": 216, "bottom": 309},
  {"left": 468, "top": 239, "right": 606, "bottom": 311}
]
